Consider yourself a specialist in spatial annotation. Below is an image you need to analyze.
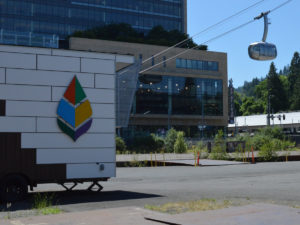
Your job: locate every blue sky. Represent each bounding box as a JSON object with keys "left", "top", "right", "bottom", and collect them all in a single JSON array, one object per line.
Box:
[{"left": 187, "top": 0, "right": 299, "bottom": 87}]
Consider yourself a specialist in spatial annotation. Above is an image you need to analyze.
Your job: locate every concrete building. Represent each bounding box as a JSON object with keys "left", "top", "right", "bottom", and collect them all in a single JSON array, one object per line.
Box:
[
  {"left": 70, "top": 37, "right": 228, "bottom": 138},
  {"left": 0, "top": 0, "right": 187, "bottom": 48}
]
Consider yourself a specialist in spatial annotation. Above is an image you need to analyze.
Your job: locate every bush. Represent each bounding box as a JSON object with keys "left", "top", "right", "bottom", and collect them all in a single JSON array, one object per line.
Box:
[
  {"left": 174, "top": 131, "right": 187, "bottom": 153},
  {"left": 196, "top": 141, "right": 209, "bottom": 159},
  {"left": 128, "top": 133, "right": 165, "bottom": 153},
  {"left": 165, "top": 128, "right": 178, "bottom": 153},
  {"left": 209, "top": 144, "right": 228, "bottom": 160},
  {"left": 209, "top": 130, "right": 228, "bottom": 160},
  {"left": 116, "top": 136, "right": 126, "bottom": 153},
  {"left": 151, "top": 134, "right": 165, "bottom": 151},
  {"left": 258, "top": 139, "right": 278, "bottom": 161}
]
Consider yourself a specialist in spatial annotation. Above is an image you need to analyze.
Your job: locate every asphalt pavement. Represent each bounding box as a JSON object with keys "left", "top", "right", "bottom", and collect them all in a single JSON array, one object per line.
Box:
[
  {"left": 1, "top": 203, "right": 300, "bottom": 225},
  {"left": 1, "top": 161, "right": 300, "bottom": 222}
]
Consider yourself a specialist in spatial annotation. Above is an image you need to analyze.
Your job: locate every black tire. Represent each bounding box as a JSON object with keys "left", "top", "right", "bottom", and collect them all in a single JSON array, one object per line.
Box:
[{"left": 0, "top": 175, "right": 28, "bottom": 202}]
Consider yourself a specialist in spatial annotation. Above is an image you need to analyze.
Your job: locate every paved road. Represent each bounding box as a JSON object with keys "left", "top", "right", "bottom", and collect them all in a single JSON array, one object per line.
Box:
[
  {"left": 1, "top": 161, "right": 300, "bottom": 215},
  {"left": 2, "top": 203, "right": 300, "bottom": 225}
]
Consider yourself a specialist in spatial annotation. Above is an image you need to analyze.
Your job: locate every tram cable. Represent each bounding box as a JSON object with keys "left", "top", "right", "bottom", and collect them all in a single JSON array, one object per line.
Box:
[
  {"left": 139, "top": 0, "right": 292, "bottom": 74},
  {"left": 141, "top": 0, "right": 268, "bottom": 65}
]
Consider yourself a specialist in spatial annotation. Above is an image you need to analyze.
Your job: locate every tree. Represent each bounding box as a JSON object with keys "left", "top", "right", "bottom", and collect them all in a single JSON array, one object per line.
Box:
[
  {"left": 71, "top": 24, "right": 207, "bottom": 50},
  {"left": 267, "top": 62, "right": 288, "bottom": 113},
  {"left": 174, "top": 132, "right": 187, "bottom": 153},
  {"left": 165, "top": 128, "right": 178, "bottom": 153},
  {"left": 240, "top": 96, "right": 265, "bottom": 115},
  {"left": 236, "top": 77, "right": 261, "bottom": 97},
  {"left": 288, "top": 52, "right": 300, "bottom": 110},
  {"left": 254, "top": 79, "right": 268, "bottom": 101},
  {"left": 233, "top": 92, "right": 243, "bottom": 116},
  {"left": 291, "top": 76, "right": 300, "bottom": 110},
  {"left": 288, "top": 52, "right": 300, "bottom": 100}
]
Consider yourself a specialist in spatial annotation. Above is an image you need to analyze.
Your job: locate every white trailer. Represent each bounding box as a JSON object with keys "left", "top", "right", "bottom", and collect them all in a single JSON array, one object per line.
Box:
[{"left": 0, "top": 45, "right": 134, "bottom": 202}]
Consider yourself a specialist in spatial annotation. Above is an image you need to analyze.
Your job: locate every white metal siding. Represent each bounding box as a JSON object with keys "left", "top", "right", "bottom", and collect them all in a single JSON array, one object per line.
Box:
[
  {"left": 37, "top": 149, "right": 115, "bottom": 164},
  {"left": 0, "top": 45, "right": 124, "bottom": 178},
  {"left": 6, "top": 69, "right": 95, "bottom": 88},
  {"left": 66, "top": 163, "right": 116, "bottom": 179}
]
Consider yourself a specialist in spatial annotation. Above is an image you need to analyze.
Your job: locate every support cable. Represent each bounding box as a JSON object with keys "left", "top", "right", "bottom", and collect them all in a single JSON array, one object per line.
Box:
[
  {"left": 141, "top": 0, "right": 267, "bottom": 64},
  {"left": 140, "top": 0, "right": 292, "bottom": 74},
  {"left": 140, "top": 20, "right": 255, "bottom": 74}
]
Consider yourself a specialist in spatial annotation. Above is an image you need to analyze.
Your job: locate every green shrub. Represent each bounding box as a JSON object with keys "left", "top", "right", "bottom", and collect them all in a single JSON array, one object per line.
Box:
[
  {"left": 33, "top": 193, "right": 61, "bottom": 215},
  {"left": 151, "top": 134, "right": 165, "bottom": 150},
  {"left": 128, "top": 133, "right": 165, "bottom": 153},
  {"left": 116, "top": 136, "right": 127, "bottom": 153},
  {"left": 174, "top": 131, "right": 187, "bottom": 153},
  {"left": 258, "top": 126, "right": 285, "bottom": 140},
  {"left": 196, "top": 141, "right": 209, "bottom": 159},
  {"left": 258, "top": 139, "right": 278, "bottom": 161},
  {"left": 165, "top": 128, "right": 178, "bottom": 153},
  {"left": 209, "top": 144, "right": 228, "bottom": 160},
  {"left": 209, "top": 130, "right": 228, "bottom": 160}
]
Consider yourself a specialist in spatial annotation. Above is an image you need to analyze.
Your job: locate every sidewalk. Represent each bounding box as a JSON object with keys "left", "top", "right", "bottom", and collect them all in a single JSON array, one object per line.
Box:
[
  {"left": 117, "top": 151, "right": 300, "bottom": 166},
  {"left": 2, "top": 203, "right": 300, "bottom": 225}
]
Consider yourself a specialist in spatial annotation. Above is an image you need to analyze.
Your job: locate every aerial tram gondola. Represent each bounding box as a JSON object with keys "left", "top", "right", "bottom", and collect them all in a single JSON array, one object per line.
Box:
[{"left": 248, "top": 11, "right": 277, "bottom": 61}]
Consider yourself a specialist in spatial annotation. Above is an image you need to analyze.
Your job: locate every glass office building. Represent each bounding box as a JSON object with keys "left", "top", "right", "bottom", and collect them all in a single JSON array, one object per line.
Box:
[
  {"left": 134, "top": 75, "right": 223, "bottom": 116},
  {"left": 0, "top": 0, "right": 186, "bottom": 47},
  {"left": 68, "top": 38, "right": 228, "bottom": 139},
  {"left": 124, "top": 75, "right": 224, "bottom": 138}
]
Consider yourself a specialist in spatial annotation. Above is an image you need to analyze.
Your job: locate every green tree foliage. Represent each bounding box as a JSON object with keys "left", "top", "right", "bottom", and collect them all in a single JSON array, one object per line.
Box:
[
  {"left": 291, "top": 78, "right": 300, "bottom": 110},
  {"left": 128, "top": 133, "right": 164, "bottom": 153},
  {"left": 234, "top": 52, "right": 300, "bottom": 115},
  {"left": 279, "top": 65, "right": 290, "bottom": 75},
  {"left": 165, "top": 128, "right": 178, "bottom": 153},
  {"left": 174, "top": 131, "right": 187, "bottom": 153},
  {"left": 288, "top": 52, "right": 300, "bottom": 99},
  {"left": 210, "top": 130, "right": 228, "bottom": 160},
  {"left": 116, "top": 136, "right": 127, "bottom": 153},
  {"left": 254, "top": 79, "right": 268, "bottom": 101},
  {"left": 71, "top": 24, "right": 207, "bottom": 50},
  {"left": 258, "top": 139, "right": 278, "bottom": 162},
  {"left": 267, "top": 62, "right": 288, "bottom": 113},
  {"left": 234, "top": 92, "right": 243, "bottom": 116},
  {"left": 240, "top": 96, "right": 265, "bottom": 115},
  {"left": 236, "top": 77, "right": 261, "bottom": 97}
]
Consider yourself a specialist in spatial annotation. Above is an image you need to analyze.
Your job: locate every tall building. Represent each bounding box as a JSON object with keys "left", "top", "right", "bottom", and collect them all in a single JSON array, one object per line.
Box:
[
  {"left": 0, "top": 0, "right": 187, "bottom": 47},
  {"left": 70, "top": 37, "right": 228, "bottom": 139}
]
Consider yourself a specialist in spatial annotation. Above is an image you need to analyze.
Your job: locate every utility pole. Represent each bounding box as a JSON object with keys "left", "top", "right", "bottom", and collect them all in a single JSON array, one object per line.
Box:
[{"left": 267, "top": 94, "right": 272, "bottom": 126}]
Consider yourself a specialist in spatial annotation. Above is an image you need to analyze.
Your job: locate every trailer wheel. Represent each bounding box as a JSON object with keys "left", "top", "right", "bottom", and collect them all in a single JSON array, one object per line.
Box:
[{"left": 0, "top": 175, "right": 28, "bottom": 202}]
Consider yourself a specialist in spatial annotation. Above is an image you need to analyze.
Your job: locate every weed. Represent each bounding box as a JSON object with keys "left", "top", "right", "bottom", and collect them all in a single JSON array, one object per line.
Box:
[
  {"left": 32, "top": 193, "right": 62, "bottom": 215},
  {"left": 145, "top": 199, "right": 231, "bottom": 214}
]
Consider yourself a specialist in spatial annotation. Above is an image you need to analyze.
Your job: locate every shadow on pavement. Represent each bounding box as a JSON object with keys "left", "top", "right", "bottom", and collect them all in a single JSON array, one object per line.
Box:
[{"left": 0, "top": 190, "right": 163, "bottom": 212}]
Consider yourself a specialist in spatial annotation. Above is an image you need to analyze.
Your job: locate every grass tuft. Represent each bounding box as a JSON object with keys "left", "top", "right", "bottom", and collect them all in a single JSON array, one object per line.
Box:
[
  {"left": 145, "top": 199, "right": 232, "bottom": 214},
  {"left": 32, "top": 193, "right": 62, "bottom": 215}
]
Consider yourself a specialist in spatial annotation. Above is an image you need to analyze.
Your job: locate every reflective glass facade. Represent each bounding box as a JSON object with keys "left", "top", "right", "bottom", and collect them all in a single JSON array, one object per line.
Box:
[
  {"left": 176, "top": 58, "right": 219, "bottom": 71},
  {"left": 133, "top": 75, "right": 223, "bottom": 116},
  {"left": 0, "top": 0, "right": 185, "bottom": 40}
]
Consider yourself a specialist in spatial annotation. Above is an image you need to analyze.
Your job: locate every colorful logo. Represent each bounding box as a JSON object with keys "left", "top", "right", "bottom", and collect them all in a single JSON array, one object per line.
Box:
[{"left": 57, "top": 76, "right": 93, "bottom": 141}]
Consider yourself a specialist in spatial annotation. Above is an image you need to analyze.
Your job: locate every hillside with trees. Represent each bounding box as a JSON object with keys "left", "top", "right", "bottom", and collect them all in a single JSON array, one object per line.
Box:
[{"left": 234, "top": 52, "right": 300, "bottom": 116}]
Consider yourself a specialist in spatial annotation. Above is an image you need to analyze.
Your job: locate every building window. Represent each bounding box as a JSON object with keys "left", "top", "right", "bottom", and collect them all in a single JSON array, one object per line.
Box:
[
  {"left": 135, "top": 75, "right": 223, "bottom": 116},
  {"left": 176, "top": 58, "right": 219, "bottom": 72}
]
